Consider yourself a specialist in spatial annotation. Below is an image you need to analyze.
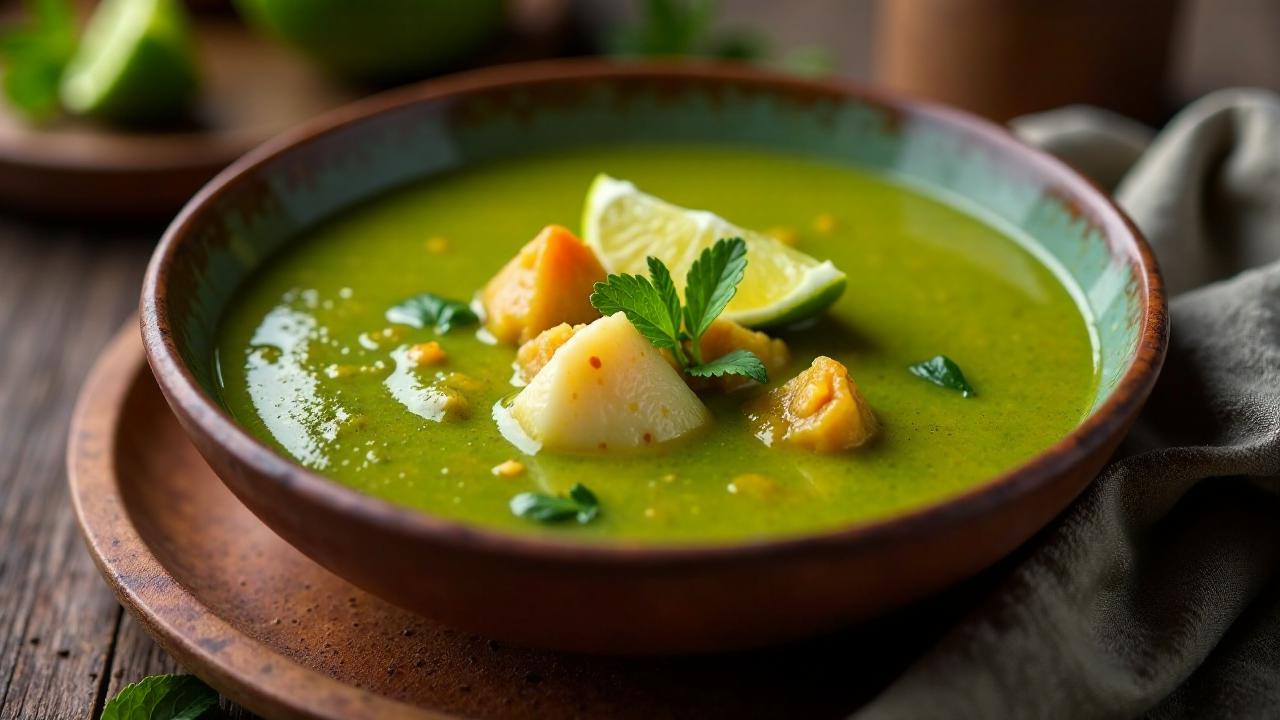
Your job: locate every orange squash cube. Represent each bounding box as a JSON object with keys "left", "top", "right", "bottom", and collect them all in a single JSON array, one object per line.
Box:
[{"left": 481, "top": 225, "right": 606, "bottom": 345}]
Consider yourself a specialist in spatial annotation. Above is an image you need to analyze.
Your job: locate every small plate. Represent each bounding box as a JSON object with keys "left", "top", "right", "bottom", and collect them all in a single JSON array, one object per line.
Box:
[
  {"left": 70, "top": 325, "right": 975, "bottom": 719},
  {"left": 0, "top": 18, "right": 355, "bottom": 220}
]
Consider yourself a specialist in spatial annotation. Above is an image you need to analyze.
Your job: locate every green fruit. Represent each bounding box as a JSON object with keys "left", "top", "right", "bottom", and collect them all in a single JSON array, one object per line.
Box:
[
  {"left": 234, "top": 0, "right": 507, "bottom": 83},
  {"left": 59, "top": 0, "right": 199, "bottom": 125},
  {"left": 583, "top": 174, "right": 848, "bottom": 329}
]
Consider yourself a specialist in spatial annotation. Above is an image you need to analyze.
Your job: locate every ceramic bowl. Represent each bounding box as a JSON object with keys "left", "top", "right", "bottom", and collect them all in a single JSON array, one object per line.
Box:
[{"left": 141, "top": 60, "right": 1167, "bottom": 655}]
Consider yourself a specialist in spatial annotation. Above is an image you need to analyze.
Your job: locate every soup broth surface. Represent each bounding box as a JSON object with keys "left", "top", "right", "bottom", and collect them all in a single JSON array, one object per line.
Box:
[{"left": 215, "top": 145, "right": 1098, "bottom": 542}]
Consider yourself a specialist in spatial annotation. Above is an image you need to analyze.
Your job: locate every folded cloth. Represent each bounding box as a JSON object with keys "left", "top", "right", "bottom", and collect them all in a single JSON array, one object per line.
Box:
[{"left": 855, "top": 89, "right": 1280, "bottom": 719}]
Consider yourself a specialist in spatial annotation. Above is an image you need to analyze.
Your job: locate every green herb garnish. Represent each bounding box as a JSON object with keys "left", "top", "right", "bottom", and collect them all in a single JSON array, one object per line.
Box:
[
  {"left": 510, "top": 483, "right": 600, "bottom": 524},
  {"left": 0, "top": 0, "right": 76, "bottom": 121},
  {"left": 590, "top": 237, "right": 768, "bottom": 384},
  {"left": 909, "top": 355, "right": 976, "bottom": 397},
  {"left": 386, "top": 293, "right": 478, "bottom": 334},
  {"left": 684, "top": 349, "right": 767, "bottom": 384},
  {"left": 609, "top": 0, "right": 718, "bottom": 58},
  {"left": 101, "top": 674, "right": 217, "bottom": 720},
  {"left": 608, "top": 0, "right": 831, "bottom": 76}
]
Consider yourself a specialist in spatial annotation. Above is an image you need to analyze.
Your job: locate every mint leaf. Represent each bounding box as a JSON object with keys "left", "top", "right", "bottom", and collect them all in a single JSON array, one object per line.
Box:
[
  {"left": 386, "top": 293, "right": 478, "bottom": 334},
  {"left": 909, "top": 355, "right": 977, "bottom": 397},
  {"left": 682, "top": 237, "right": 748, "bottom": 362},
  {"left": 687, "top": 349, "right": 768, "bottom": 384},
  {"left": 510, "top": 483, "right": 600, "bottom": 524},
  {"left": 0, "top": 0, "right": 76, "bottom": 121},
  {"left": 590, "top": 273, "right": 687, "bottom": 363},
  {"left": 101, "top": 674, "right": 217, "bottom": 720}
]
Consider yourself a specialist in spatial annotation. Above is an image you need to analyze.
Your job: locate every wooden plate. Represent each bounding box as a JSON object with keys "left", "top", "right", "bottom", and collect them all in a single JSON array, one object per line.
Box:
[
  {"left": 68, "top": 324, "right": 985, "bottom": 719},
  {"left": 0, "top": 1, "right": 571, "bottom": 221},
  {"left": 0, "top": 18, "right": 356, "bottom": 220}
]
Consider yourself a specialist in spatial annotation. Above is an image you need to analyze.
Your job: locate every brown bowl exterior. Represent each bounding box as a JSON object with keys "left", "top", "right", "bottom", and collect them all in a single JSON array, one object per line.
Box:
[{"left": 141, "top": 60, "right": 1167, "bottom": 654}]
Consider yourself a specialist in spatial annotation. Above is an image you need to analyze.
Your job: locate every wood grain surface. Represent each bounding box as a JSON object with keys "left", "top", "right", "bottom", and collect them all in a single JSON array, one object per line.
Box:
[{"left": 0, "top": 222, "right": 257, "bottom": 718}]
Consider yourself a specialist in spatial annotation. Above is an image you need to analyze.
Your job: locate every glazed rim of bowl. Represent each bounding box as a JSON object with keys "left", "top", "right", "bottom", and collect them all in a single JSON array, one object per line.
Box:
[{"left": 142, "top": 59, "right": 1169, "bottom": 565}]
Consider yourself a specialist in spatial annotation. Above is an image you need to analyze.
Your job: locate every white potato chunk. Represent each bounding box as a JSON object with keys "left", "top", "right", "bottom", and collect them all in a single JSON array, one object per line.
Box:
[{"left": 507, "top": 313, "right": 711, "bottom": 452}]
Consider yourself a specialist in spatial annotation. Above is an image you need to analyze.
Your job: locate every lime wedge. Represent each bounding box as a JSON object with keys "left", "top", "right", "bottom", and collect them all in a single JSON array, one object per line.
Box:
[
  {"left": 582, "top": 174, "right": 847, "bottom": 328},
  {"left": 59, "top": 0, "right": 198, "bottom": 124}
]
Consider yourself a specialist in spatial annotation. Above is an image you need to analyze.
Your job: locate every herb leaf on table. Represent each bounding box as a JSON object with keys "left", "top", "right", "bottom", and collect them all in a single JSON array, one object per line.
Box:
[{"left": 101, "top": 674, "right": 218, "bottom": 720}]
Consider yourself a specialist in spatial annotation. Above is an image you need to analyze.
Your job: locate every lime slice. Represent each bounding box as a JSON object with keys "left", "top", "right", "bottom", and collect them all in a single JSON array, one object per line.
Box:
[
  {"left": 582, "top": 174, "right": 847, "bottom": 328},
  {"left": 59, "top": 0, "right": 198, "bottom": 124}
]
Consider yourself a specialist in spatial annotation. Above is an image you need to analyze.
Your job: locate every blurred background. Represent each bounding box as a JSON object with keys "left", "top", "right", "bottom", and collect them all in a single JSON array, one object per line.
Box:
[{"left": 0, "top": 0, "right": 1275, "bottom": 220}]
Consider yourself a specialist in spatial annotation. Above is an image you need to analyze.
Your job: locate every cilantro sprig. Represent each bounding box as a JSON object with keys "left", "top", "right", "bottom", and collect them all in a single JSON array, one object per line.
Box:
[{"left": 590, "top": 237, "right": 768, "bottom": 385}]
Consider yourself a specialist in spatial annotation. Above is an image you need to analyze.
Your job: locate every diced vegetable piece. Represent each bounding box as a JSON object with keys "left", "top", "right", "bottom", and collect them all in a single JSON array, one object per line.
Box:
[
  {"left": 507, "top": 313, "right": 711, "bottom": 453},
  {"left": 491, "top": 459, "right": 526, "bottom": 477},
  {"left": 747, "top": 356, "right": 877, "bottom": 452},
  {"left": 406, "top": 341, "right": 447, "bottom": 366},
  {"left": 515, "top": 322, "right": 584, "bottom": 383},
  {"left": 727, "top": 473, "right": 780, "bottom": 500},
  {"left": 693, "top": 319, "right": 790, "bottom": 391},
  {"left": 481, "top": 225, "right": 606, "bottom": 344}
]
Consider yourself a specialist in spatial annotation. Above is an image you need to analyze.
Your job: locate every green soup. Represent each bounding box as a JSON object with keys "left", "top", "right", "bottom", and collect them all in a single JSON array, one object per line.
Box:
[{"left": 215, "top": 145, "right": 1098, "bottom": 543}]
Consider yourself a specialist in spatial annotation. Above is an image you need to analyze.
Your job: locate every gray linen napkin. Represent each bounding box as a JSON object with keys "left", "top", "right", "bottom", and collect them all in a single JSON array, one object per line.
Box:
[{"left": 855, "top": 89, "right": 1280, "bottom": 719}]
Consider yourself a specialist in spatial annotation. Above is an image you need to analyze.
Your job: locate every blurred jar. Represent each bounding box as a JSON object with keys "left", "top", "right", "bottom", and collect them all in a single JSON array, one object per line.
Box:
[{"left": 874, "top": 0, "right": 1182, "bottom": 122}]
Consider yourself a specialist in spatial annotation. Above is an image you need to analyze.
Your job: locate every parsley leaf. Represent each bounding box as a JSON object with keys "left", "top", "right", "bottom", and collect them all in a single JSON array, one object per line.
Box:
[
  {"left": 909, "top": 355, "right": 977, "bottom": 397},
  {"left": 101, "top": 674, "right": 217, "bottom": 720},
  {"left": 647, "top": 255, "right": 683, "bottom": 339},
  {"left": 386, "top": 293, "right": 478, "bottom": 334},
  {"left": 510, "top": 483, "right": 600, "bottom": 524},
  {"left": 682, "top": 237, "right": 747, "bottom": 363},
  {"left": 685, "top": 349, "right": 767, "bottom": 384},
  {"left": 589, "top": 272, "right": 688, "bottom": 364},
  {"left": 0, "top": 0, "right": 76, "bottom": 121},
  {"left": 589, "top": 237, "right": 767, "bottom": 385}
]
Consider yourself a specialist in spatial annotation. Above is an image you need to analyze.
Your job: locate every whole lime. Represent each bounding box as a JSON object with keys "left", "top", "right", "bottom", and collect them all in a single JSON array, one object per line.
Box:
[
  {"left": 234, "top": 0, "right": 507, "bottom": 84},
  {"left": 59, "top": 0, "right": 199, "bottom": 125}
]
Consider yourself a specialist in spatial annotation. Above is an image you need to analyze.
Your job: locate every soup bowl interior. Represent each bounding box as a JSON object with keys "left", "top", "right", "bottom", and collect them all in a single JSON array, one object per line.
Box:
[{"left": 142, "top": 61, "right": 1166, "bottom": 654}]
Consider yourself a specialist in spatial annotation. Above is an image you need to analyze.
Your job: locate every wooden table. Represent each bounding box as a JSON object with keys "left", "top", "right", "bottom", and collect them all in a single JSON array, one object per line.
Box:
[{"left": 0, "top": 220, "right": 257, "bottom": 718}]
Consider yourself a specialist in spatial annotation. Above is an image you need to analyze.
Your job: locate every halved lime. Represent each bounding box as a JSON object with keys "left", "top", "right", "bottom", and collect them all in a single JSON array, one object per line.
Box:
[
  {"left": 59, "top": 0, "right": 198, "bottom": 125},
  {"left": 582, "top": 174, "right": 847, "bottom": 328}
]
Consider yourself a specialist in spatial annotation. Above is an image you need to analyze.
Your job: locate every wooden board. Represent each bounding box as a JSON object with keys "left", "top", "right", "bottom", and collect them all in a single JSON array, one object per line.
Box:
[{"left": 67, "top": 325, "right": 993, "bottom": 720}]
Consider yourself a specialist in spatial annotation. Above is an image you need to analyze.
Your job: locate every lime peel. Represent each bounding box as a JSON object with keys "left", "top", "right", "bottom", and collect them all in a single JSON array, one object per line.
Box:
[{"left": 582, "top": 174, "right": 847, "bottom": 328}]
